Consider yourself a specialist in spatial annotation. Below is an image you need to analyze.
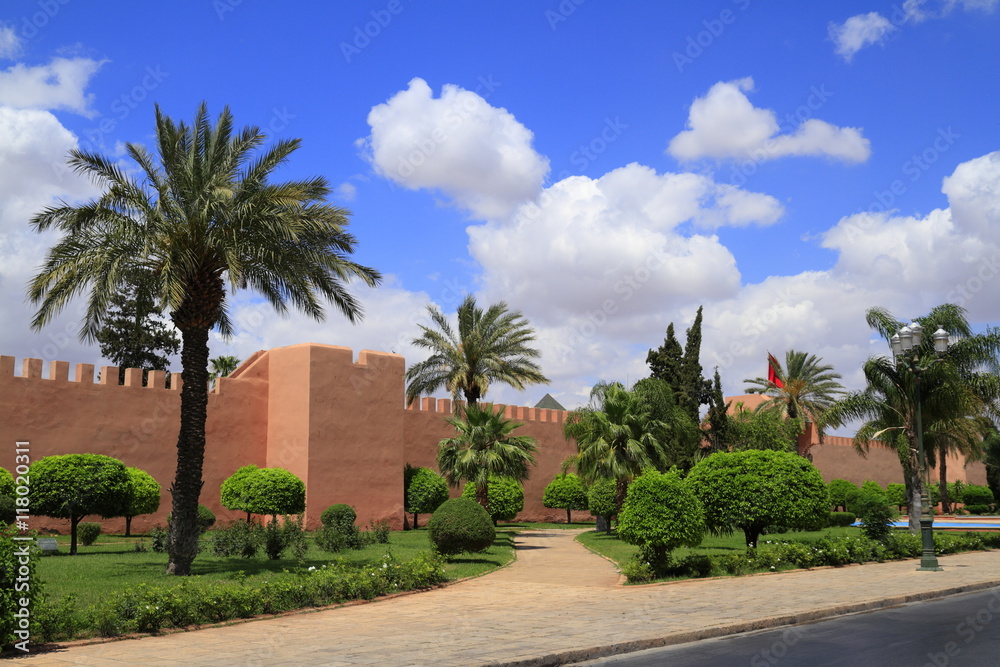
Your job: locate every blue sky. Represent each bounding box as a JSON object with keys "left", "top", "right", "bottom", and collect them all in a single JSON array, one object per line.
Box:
[{"left": 1, "top": 0, "right": 999, "bottom": 412}]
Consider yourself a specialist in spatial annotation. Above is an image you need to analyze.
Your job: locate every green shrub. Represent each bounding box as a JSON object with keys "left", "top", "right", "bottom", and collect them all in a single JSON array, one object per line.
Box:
[
  {"left": 1, "top": 524, "right": 44, "bottom": 651},
  {"left": 462, "top": 476, "right": 524, "bottom": 524},
  {"left": 33, "top": 594, "right": 83, "bottom": 644},
  {"left": 588, "top": 478, "right": 617, "bottom": 532},
  {"left": 847, "top": 481, "right": 886, "bottom": 514},
  {"left": 0, "top": 495, "right": 15, "bottom": 525},
  {"left": 212, "top": 520, "right": 262, "bottom": 558},
  {"left": 149, "top": 525, "right": 168, "bottom": 553},
  {"left": 616, "top": 469, "right": 705, "bottom": 570},
  {"left": 829, "top": 511, "right": 856, "bottom": 527},
  {"left": 78, "top": 522, "right": 102, "bottom": 547},
  {"left": 427, "top": 497, "right": 495, "bottom": 556},
  {"left": 366, "top": 519, "right": 391, "bottom": 544},
  {"left": 827, "top": 479, "right": 859, "bottom": 512},
  {"left": 122, "top": 468, "right": 161, "bottom": 537},
  {"left": 321, "top": 504, "right": 357, "bottom": 530},
  {"left": 621, "top": 556, "right": 655, "bottom": 583},
  {"left": 405, "top": 467, "right": 450, "bottom": 528},
  {"left": 262, "top": 515, "right": 308, "bottom": 560},
  {"left": 962, "top": 485, "right": 994, "bottom": 506},
  {"left": 0, "top": 467, "right": 14, "bottom": 498},
  {"left": 853, "top": 492, "right": 896, "bottom": 543},
  {"left": 965, "top": 504, "right": 992, "bottom": 515},
  {"left": 886, "top": 483, "right": 907, "bottom": 510},
  {"left": 542, "top": 473, "right": 589, "bottom": 523}
]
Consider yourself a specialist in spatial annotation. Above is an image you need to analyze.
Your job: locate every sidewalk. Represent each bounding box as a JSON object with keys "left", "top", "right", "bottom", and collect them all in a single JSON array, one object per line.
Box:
[{"left": 13, "top": 529, "right": 1000, "bottom": 666}]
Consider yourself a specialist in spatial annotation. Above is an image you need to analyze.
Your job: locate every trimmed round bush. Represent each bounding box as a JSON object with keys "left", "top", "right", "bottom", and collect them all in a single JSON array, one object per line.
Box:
[
  {"left": 588, "top": 478, "right": 618, "bottom": 530},
  {"left": 427, "top": 497, "right": 495, "bottom": 556},
  {"left": 542, "top": 473, "right": 588, "bottom": 523},
  {"left": 321, "top": 504, "right": 357, "bottom": 530},
  {"left": 827, "top": 479, "right": 859, "bottom": 512},
  {"left": 78, "top": 522, "right": 102, "bottom": 546},
  {"left": 962, "top": 485, "right": 994, "bottom": 506},
  {"left": 829, "top": 511, "right": 857, "bottom": 527},
  {"left": 616, "top": 470, "right": 705, "bottom": 570},
  {"left": 405, "top": 467, "right": 449, "bottom": 528},
  {"left": 966, "top": 504, "right": 992, "bottom": 515},
  {"left": 0, "top": 495, "right": 15, "bottom": 525},
  {"left": 462, "top": 476, "right": 524, "bottom": 524}
]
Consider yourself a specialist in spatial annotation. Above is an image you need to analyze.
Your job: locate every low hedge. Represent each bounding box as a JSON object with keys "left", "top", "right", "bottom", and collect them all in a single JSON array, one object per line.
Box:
[
  {"left": 828, "top": 511, "right": 856, "bottom": 527},
  {"left": 28, "top": 552, "right": 446, "bottom": 643}
]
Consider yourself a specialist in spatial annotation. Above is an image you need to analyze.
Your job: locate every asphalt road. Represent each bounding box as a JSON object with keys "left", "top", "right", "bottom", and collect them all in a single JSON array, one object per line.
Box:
[{"left": 576, "top": 586, "right": 1000, "bottom": 667}]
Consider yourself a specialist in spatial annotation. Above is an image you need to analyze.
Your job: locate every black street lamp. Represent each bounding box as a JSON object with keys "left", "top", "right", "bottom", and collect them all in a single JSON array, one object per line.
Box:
[{"left": 889, "top": 322, "right": 950, "bottom": 572}]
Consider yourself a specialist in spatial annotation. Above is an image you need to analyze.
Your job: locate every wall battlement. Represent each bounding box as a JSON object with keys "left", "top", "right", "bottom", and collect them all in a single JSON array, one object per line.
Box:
[
  {"left": 403, "top": 396, "right": 567, "bottom": 425},
  {"left": 1, "top": 355, "right": 182, "bottom": 391}
]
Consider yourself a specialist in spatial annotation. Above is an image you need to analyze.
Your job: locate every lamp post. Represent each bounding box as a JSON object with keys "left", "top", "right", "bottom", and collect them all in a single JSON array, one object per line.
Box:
[{"left": 890, "top": 322, "right": 950, "bottom": 572}]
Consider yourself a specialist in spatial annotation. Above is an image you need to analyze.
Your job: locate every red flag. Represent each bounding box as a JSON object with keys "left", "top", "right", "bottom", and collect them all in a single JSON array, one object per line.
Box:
[{"left": 767, "top": 353, "right": 784, "bottom": 389}]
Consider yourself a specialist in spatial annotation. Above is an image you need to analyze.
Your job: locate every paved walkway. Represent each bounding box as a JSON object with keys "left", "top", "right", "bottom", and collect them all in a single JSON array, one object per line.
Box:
[{"left": 13, "top": 529, "right": 1000, "bottom": 666}]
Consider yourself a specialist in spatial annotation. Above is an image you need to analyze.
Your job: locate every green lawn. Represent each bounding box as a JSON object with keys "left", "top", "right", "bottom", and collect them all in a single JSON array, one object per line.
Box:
[
  {"left": 577, "top": 526, "right": 860, "bottom": 570},
  {"left": 37, "top": 527, "right": 516, "bottom": 609}
]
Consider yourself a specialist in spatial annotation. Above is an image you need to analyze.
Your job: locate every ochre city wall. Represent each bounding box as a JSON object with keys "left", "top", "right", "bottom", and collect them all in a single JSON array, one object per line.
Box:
[{"left": 1, "top": 350, "right": 986, "bottom": 536}]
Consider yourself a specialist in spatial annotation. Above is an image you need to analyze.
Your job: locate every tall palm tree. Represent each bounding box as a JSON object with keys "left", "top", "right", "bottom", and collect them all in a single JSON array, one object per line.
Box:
[
  {"left": 405, "top": 295, "right": 548, "bottom": 406},
  {"left": 437, "top": 403, "right": 537, "bottom": 512},
  {"left": 744, "top": 349, "right": 845, "bottom": 451},
  {"left": 563, "top": 382, "right": 671, "bottom": 510},
  {"left": 209, "top": 355, "right": 241, "bottom": 389},
  {"left": 28, "top": 103, "right": 381, "bottom": 575},
  {"left": 826, "top": 304, "right": 999, "bottom": 531}
]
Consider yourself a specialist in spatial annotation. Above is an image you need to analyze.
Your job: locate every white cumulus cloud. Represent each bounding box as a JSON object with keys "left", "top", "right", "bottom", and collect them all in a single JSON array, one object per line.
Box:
[
  {"left": 0, "top": 26, "right": 21, "bottom": 59},
  {"left": 667, "top": 78, "right": 871, "bottom": 163},
  {"left": 361, "top": 77, "right": 550, "bottom": 220},
  {"left": 829, "top": 12, "right": 897, "bottom": 61},
  {"left": 0, "top": 57, "right": 104, "bottom": 116}
]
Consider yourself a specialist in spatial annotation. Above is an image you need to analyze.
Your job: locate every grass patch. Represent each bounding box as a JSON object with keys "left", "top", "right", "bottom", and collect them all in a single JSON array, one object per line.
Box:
[{"left": 37, "top": 527, "right": 517, "bottom": 609}]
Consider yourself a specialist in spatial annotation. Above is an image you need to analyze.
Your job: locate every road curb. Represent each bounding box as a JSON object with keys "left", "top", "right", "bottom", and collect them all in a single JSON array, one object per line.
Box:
[{"left": 483, "top": 579, "right": 1000, "bottom": 667}]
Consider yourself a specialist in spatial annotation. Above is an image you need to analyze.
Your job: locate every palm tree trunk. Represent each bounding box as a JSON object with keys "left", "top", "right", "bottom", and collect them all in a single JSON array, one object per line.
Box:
[
  {"left": 166, "top": 325, "right": 210, "bottom": 575},
  {"left": 615, "top": 478, "right": 629, "bottom": 516},
  {"left": 475, "top": 482, "right": 490, "bottom": 515}
]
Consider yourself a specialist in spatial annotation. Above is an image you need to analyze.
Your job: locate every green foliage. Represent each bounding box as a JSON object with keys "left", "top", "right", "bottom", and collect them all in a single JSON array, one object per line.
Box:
[
  {"left": 848, "top": 481, "right": 887, "bottom": 514},
  {"left": 94, "top": 279, "right": 180, "bottom": 385},
  {"left": 853, "top": 492, "right": 896, "bottom": 542},
  {"left": 828, "top": 511, "right": 857, "bottom": 527},
  {"left": 886, "top": 483, "right": 907, "bottom": 509},
  {"left": 366, "top": 519, "right": 392, "bottom": 544},
  {"left": 631, "top": 377, "right": 703, "bottom": 470},
  {"left": 587, "top": 478, "right": 618, "bottom": 525},
  {"left": 29, "top": 454, "right": 131, "bottom": 554},
  {"left": 78, "top": 523, "right": 102, "bottom": 547},
  {"left": 149, "top": 526, "right": 168, "bottom": 553},
  {"left": 124, "top": 468, "right": 160, "bottom": 519},
  {"left": 728, "top": 405, "right": 800, "bottom": 452},
  {"left": 0, "top": 496, "right": 15, "bottom": 525},
  {"left": 616, "top": 470, "right": 705, "bottom": 569},
  {"left": 211, "top": 520, "right": 263, "bottom": 558},
  {"left": 827, "top": 479, "right": 859, "bottom": 512},
  {"left": 220, "top": 465, "right": 260, "bottom": 517},
  {"left": 221, "top": 467, "right": 305, "bottom": 518},
  {"left": 321, "top": 504, "right": 357, "bottom": 530},
  {"left": 646, "top": 306, "right": 713, "bottom": 422},
  {"left": 1, "top": 524, "right": 43, "bottom": 651},
  {"left": 687, "top": 450, "right": 830, "bottom": 548},
  {"left": 462, "top": 476, "right": 524, "bottom": 523},
  {"left": 962, "top": 484, "right": 994, "bottom": 506},
  {"left": 427, "top": 497, "right": 496, "bottom": 556},
  {"left": 965, "top": 504, "right": 992, "bottom": 515},
  {"left": 405, "top": 467, "right": 450, "bottom": 520},
  {"left": 0, "top": 467, "right": 14, "bottom": 498},
  {"left": 542, "top": 473, "right": 589, "bottom": 522},
  {"left": 262, "top": 515, "right": 308, "bottom": 560}
]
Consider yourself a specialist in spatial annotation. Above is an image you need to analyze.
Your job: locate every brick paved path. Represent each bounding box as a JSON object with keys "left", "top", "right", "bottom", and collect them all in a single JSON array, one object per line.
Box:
[{"left": 13, "top": 529, "right": 1000, "bottom": 666}]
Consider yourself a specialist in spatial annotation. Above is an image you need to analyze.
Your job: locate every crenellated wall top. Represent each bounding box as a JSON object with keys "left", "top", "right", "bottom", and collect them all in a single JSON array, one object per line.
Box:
[
  {"left": 404, "top": 395, "right": 568, "bottom": 425},
  {"left": 0, "top": 355, "right": 182, "bottom": 391}
]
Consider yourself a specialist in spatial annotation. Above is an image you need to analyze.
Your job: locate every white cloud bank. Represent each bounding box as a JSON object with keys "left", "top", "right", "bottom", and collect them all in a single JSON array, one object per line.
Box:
[
  {"left": 667, "top": 78, "right": 871, "bottom": 163},
  {"left": 0, "top": 57, "right": 104, "bottom": 116}
]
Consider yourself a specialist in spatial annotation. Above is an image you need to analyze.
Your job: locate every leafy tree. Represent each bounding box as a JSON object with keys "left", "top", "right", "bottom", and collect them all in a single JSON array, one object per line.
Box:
[
  {"left": 728, "top": 403, "right": 800, "bottom": 452},
  {"left": 705, "top": 368, "right": 732, "bottom": 453},
  {"left": 564, "top": 382, "right": 671, "bottom": 510},
  {"left": 29, "top": 454, "right": 131, "bottom": 554},
  {"left": 828, "top": 479, "right": 860, "bottom": 512},
  {"left": 616, "top": 469, "right": 706, "bottom": 570},
  {"left": 542, "top": 473, "right": 589, "bottom": 523},
  {"left": 886, "top": 482, "right": 908, "bottom": 511},
  {"left": 95, "top": 278, "right": 180, "bottom": 385},
  {"left": 587, "top": 478, "right": 617, "bottom": 533},
  {"left": 646, "top": 306, "right": 712, "bottom": 422},
  {"left": 240, "top": 468, "right": 306, "bottom": 520},
  {"left": 406, "top": 466, "right": 450, "bottom": 528},
  {"left": 854, "top": 491, "right": 896, "bottom": 543},
  {"left": 744, "top": 350, "right": 845, "bottom": 450},
  {"left": 0, "top": 467, "right": 13, "bottom": 498},
  {"left": 29, "top": 103, "right": 381, "bottom": 575},
  {"left": 686, "top": 450, "right": 829, "bottom": 548},
  {"left": 462, "top": 476, "right": 524, "bottom": 524},
  {"left": 122, "top": 467, "right": 161, "bottom": 537},
  {"left": 437, "top": 403, "right": 537, "bottom": 515},
  {"left": 826, "top": 304, "right": 1000, "bottom": 531},
  {"left": 406, "top": 295, "right": 548, "bottom": 406},
  {"left": 631, "top": 378, "right": 703, "bottom": 471},
  {"left": 220, "top": 465, "right": 261, "bottom": 522}
]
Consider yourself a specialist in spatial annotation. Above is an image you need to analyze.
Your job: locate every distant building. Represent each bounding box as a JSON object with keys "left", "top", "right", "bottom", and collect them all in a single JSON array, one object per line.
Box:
[{"left": 535, "top": 393, "right": 566, "bottom": 411}]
